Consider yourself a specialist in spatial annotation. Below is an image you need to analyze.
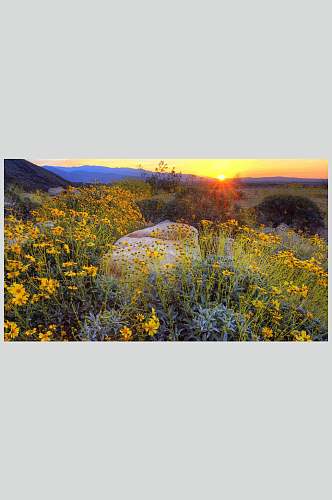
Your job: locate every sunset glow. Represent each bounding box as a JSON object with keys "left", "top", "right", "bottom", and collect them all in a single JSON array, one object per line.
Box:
[
  {"left": 218, "top": 174, "right": 226, "bottom": 181},
  {"left": 33, "top": 159, "right": 328, "bottom": 179}
]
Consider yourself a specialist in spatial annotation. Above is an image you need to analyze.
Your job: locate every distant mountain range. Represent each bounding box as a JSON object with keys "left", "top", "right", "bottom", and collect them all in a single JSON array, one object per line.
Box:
[
  {"left": 43, "top": 166, "right": 327, "bottom": 185},
  {"left": 4, "top": 159, "right": 70, "bottom": 191},
  {"left": 44, "top": 165, "right": 147, "bottom": 184}
]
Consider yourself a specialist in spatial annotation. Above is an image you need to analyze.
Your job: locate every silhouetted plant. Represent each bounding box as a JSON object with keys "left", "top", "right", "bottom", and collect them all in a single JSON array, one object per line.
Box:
[{"left": 145, "top": 161, "right": 182, "bottom": 193}]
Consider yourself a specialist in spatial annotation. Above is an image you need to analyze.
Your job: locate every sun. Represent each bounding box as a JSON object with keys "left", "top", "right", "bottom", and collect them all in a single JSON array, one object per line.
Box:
[{"left": 217, "top": 174, "right": 226, "bottom": 181}]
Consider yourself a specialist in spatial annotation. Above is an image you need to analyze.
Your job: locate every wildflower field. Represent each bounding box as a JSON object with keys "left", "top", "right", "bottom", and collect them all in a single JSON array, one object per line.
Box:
[{"left": 4, "top": 183, "right": 328, "bottom": 342}]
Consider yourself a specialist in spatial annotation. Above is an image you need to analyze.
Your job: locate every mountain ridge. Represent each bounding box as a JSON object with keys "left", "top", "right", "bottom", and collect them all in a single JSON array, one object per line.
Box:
[
  {"left": 5, "top": 159, "right": 70, "bottom": 191},
  {"left": 43, "top": 165, "right": 327, "bottom": 185}
]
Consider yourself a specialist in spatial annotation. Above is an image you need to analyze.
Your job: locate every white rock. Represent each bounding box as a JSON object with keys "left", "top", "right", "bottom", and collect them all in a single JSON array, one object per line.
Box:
[
  {"left": 103, "top": 220, "right": 201, "bottom": 277},
  {"left": 36, "top": 221, "right": 55, "bottom": 232},
  {"left": 275, "top": 223, "right": 289, "bottom": 233},
  {"left": 48, "top": 187, "right": 65, "bottom": 196}
]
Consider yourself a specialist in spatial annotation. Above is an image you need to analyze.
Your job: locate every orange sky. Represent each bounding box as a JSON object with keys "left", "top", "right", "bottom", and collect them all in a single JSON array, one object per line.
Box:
[{"left": 33, "top": 159, "right": 328, "bottom": 179}]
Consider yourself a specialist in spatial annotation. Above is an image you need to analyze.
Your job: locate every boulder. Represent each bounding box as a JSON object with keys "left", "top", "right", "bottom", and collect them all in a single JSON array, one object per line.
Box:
[
  {"left": 275, "top": 223, "right": 289, "bottom": 234},
  {"left": 103, "top": 220, "right": 201, "bottom": 278},
  {"left": 36, "top": 221, "right": 55, "bottom": 231},
  {"left": 48, "top": 187, "right": 65, "bottom": 196},
  {"left": 261, "top": 226, "right": 275, "bottom": 234}
]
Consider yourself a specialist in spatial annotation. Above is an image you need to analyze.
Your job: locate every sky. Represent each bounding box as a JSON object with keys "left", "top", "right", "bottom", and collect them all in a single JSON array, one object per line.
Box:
[{"left": 33, "top": 159, "right": 328, "bottom": 179}]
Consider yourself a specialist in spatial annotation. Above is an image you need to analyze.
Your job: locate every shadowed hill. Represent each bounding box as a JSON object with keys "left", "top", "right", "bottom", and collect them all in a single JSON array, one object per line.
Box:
[{"left": 4, "top": 159, "right": 70, "bottom": 191}]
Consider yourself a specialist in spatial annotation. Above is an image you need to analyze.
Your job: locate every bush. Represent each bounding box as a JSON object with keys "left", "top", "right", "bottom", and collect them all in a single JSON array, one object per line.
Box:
[
  {"left": 137, "top": 197, "right": 169, "bottom": 222},
  {"left": 139, "top": 180, "right": 243, "bottom": 226},
  {"left": 256, "top": 195, "right": 324, "bottom": 233},
  {"left": 5, "top": 185, "right": 44, "bottom": 219},
  {"left": 113, "top": 178, "right": 152, "bottom": 200},
  {"left": 144, "top": 161, "right": 182, "bottom": 193},
  {"left": 161, "top": 184, "right": 234, "bottom": 225}
]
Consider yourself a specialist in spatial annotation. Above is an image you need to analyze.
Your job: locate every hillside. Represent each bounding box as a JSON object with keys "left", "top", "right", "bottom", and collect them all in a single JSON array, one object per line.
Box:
[{"left": 4, "top": 159, "right": 70, "bottom": 191}]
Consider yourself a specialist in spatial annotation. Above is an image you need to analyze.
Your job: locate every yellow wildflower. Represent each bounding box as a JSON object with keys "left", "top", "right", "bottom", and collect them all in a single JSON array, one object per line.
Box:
[
  {"left": 39, "top": 332, "right": 52, "bottom": 341},
  {"left": 252, "top": 299, "right": 264, "bottom": 309},
  {"left": 82, "top": 265, "right": 98, "bottom": 277},
  {"left": 4, "top": 320, "right": 20, "bottom": 340},
  {"left": 262, "top": 327, "right": 273, "bottom": 339},
  {"left": 7, "top": 282, "right": 29, "bottom": 306},
  {"left": 38, "top": 278, "right": 60, "bottom": 295},
  {"left": 7, "top": 271, "right": 20, "bottom": 279},
  {"left": 25, "top": 254, "right": 36, "bottom": 262},
  {"left": 63, "top": 271, "right": 77, "bottom": 277},
  {"left": 11, "top": 244, "right": 22, "bottom": 255},
  {"left": 292, "top": 330, "right": 312, "bottom": 342},
  {"left": 51, "top": 226, "right": 64, "bottom": 236},
  {"left": 24, "top": 328, "right": 37, "bottom": 337},
  {"left": 46, "top": 247, "right": 60, "bottom": 255},
  {"left": 120, "top": 326, "right": 133, "bottom": 341},
  {"left": 143, "top": 308, "right": 160, "bottom": 336},
  {"left": 222, "top": 269, "right": 234, "bottom": 276}
]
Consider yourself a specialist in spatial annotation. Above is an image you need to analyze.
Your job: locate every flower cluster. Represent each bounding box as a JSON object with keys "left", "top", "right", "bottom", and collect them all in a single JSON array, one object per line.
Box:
[{"left": 4, "top": 184, "right": 147, "bottom": 341}]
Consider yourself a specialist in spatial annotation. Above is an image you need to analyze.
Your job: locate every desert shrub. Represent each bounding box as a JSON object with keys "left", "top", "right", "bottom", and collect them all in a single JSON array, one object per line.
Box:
[
  {"left": 4, "top": 185, "right": 44, "bottom": 219},
  {"left": 190, "top": 304, "right": 250, "bottom": 341},
  {"left": 144, "top": 160, "right": 182, "bottom": 193},
  {"left": 137, "top": 197, "right": 169, "bottom": 222},
  {"left": 129, "top": 255, "right": 256, "bottom": 341},
  {"left": 256, "top": 195, "right": 324, "bottom": 233},
  {"left": 233, "top": 205, "right": 257, "bottom": 227},
  {"left": 161, "top": 185, "right": 233, "bottom": 225},
  {"left": 114, "top": 178, "right": 152, "bottom": 199},
  {"left": 139, "top": 178, "right": 243, "bottom": 225},
  {"left": 78, "top": 309, "right": 126, "bottom": 341}
]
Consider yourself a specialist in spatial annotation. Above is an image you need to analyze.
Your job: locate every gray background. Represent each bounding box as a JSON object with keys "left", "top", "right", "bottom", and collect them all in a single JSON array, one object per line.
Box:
[{"left": 1, "top": 1, "right": 330, "bottom": 499}]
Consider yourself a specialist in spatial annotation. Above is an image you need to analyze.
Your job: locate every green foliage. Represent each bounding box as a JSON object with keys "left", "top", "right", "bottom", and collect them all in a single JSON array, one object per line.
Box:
[
  {"left": 4, "top": 184, "right": 44, "bottom": 219},
  {"left": 114, "top": 178, "right": 152, "bottom": 199},
  {"left": 78, "top": 309, "right": 126, "bottom": 341},
  {"left": 231, "top": 205, "right": 258, "bottom": 227},
  {"left": 256, "top": 195, "right": 324, "bottom": 233},
  {"left": 161, "top": 183, "right": 237, "bottom": 225},
  {"left": 126, "top": 247, "right": 327, "bottom": 341},
  {"left": 138, "top": 180, "right": 243, "bottom": 226}
]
